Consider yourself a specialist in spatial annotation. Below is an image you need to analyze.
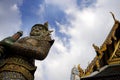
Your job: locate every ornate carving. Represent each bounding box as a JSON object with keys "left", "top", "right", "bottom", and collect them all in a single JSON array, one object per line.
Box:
[
  {"left": 79, "top": 13, "right": 120, "bottom": 79},
  {"left": 0, "top": 22, "right": 54, "bottom": 79},
  {"left": 78, "top": 64, "right": 84, "bottom": 77},
  {"left": 115, "top": 42, "right": 120, "bottom": 57}
]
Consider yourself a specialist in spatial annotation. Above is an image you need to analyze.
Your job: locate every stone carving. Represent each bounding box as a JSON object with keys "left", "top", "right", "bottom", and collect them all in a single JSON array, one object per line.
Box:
[
  {"left": 0, "top": 22, "right": 54, "bottom": 80},
  {"left": 71, "top": 65, "right": 80, "bottom": 80}
]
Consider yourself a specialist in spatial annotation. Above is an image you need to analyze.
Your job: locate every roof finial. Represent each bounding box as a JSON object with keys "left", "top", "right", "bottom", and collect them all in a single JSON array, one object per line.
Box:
[
  {"left": 110, "top": 12, "right": 116, "bottom": 22},
  {"left": 93, "top": 44, "right": 102, "bottom": 56}
]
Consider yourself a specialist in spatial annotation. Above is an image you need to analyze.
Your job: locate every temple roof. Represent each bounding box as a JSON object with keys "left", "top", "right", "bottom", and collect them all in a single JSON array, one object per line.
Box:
[
  {"left": 101, "top": 16, "right": 119, "bottom": 48},
  {"left": 77, "top": 13, "right": 120, "bottom": 79},
  {"left": 81, "top": 64, "right": 120, "bottom": 80},
  {"left": 92, "top": 13, "right": 120, "bottom": 66}
]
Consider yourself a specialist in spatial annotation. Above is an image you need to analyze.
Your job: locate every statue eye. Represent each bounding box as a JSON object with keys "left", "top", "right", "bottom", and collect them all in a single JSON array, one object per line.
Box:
[
  {"left": 32, "top": 27, "right": 35, "bottom": 30},
  {"left": 39, "top": 27, "right": 43, "bottom": 30}
]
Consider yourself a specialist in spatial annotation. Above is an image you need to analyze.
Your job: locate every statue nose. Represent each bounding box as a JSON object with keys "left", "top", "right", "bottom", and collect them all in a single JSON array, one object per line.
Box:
[{"left": 35, "top": 30, "right": 39, "bottom": 32}]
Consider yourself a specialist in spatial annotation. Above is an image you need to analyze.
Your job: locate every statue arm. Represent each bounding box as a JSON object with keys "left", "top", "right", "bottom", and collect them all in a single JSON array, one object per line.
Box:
[
  {"left": 0, "top": 31, "right": 23, "bottom": 57},
  {"left": 9, "top": 40, "right": 54, "bottom": 60}
]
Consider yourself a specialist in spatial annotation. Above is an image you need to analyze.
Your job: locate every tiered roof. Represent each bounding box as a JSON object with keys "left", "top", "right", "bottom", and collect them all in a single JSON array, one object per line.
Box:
[{"left": 77, "top": 13, "right": 120, "bottom": 80}]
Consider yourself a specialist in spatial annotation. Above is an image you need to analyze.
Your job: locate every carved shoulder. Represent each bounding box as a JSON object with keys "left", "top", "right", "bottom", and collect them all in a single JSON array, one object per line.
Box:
[{"left": 16, "top": 37, "right": 39, "bottom": 46}]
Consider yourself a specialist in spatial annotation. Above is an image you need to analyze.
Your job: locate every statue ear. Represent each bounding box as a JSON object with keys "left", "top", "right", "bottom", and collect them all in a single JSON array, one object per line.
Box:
[
  {"left": 49, "top": 40, "right": 54, "bottom": 46},
  {"left": 44, "top": 21, "right": 48, "bottom": 26},
  {"left": 44, "top": 21, "right": 48, "bottom": 30}
]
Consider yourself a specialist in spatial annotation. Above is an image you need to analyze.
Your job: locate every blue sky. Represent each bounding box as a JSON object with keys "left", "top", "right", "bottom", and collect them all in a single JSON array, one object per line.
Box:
[
  {"left": 20, "top": 0, "right": 43, "bottom": 27},
  {"left": 0, "top": 0, "right": 120, "bottom": 80},
  {"left": 19, "top": 0, "right": 68, "bottom": 38}
]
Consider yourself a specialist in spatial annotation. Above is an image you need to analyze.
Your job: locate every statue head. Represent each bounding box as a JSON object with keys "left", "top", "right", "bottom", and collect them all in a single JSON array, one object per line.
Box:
[{"left": 30, "top": 22, "right": 49, "bottom": 36}]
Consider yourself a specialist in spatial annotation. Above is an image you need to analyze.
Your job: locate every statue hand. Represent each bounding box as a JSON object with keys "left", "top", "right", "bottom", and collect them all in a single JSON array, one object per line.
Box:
[
  {"left": 0, "top": 37, "right": 16, "bottom": 57},
  {"left": 0, "top": 31, "right": 23, "bottom": 47},
  {"left": 0, "top": 46, "right": 5, "bottom": 58},
  {"left": 0, "top": 37, "right": 16, "bottom": 47}
]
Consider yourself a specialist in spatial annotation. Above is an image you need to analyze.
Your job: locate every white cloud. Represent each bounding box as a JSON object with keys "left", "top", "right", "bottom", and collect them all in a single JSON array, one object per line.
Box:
[
  {"left": 0, "top": 0, "right": 119, "bottom": 80},
  {"left": 35, "top": 0, "right": 120, "bottom": 80},
  {"left": 11, "top": 4, "right": 18, "bottom": 11},
  {"left": 0, "top": 0, "right": 22, "bottom": 40},
  {"left": 36, "top": 3, "right": 46, "bottom": 20},
  {"left": 45, "top": 0, "right": 77, "bottom": 10}
]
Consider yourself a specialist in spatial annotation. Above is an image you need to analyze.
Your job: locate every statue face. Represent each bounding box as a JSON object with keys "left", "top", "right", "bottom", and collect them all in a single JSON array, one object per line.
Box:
[{"left": 30, "top": 25, "right": 46, "bottom": 36}]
